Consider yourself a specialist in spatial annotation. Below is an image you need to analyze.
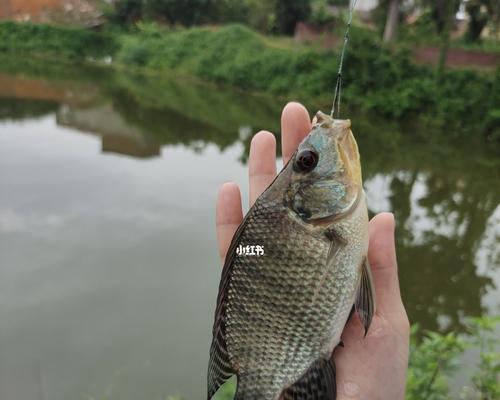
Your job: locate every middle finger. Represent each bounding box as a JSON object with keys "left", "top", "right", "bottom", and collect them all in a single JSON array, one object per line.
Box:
[
  {"left": 249, "top": 130, "right": 277, "bottom": 206},
  {"left": 281, "top": 102, "right": 312, "bottom": 165}
]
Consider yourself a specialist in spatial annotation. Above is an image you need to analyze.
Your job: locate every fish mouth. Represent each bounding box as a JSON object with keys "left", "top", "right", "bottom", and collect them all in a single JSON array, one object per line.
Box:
[
  {"left": 314, "top": 111, "right": 351, "bottom": 133},
  {"left": 314, "top": 111, "right": 362, "bottom": 186},
  {"left": 333, "top": 118, "right": 351, "bottom": 130}
]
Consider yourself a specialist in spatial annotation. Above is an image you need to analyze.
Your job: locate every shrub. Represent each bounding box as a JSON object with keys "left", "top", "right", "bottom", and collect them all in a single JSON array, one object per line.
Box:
[
  {"left": 116, "top": 23, "right": 498, "bottom": 138},
  {"left": 0, "top": 21, "right": 116, "bottom": 59}
]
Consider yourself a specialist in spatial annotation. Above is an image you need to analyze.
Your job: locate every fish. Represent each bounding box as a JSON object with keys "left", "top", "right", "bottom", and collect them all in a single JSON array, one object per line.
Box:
[{"left": 207, "top": 111, "right": 375, "bottom": 400}]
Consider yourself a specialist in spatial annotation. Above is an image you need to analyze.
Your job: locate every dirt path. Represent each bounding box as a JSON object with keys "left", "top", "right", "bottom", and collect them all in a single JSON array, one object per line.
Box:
[{"left": 414, "top": 46, "right": 499, "bottom": 70}]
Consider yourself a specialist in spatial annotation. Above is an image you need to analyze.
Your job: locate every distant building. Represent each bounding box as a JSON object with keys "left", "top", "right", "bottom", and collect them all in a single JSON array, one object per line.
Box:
[
  {"left": 456, "top": 0, "right": 469, "bottom": 21},
  {"left": 0, "top": 0, "right": 63, "bottom": 20},
  {"left": 353, "top": 0, "right": 379, "bottom": 12},
  {"left": 0, "top": 0, "right": 103, "bottom": 27},
  {"left": 352, "top": 0, "right": 470, "bottom": 19}
]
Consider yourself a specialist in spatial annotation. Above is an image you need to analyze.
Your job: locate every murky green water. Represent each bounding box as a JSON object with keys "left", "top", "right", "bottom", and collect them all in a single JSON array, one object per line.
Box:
[{"left": 0, "top": 58, "right": 499, "bottom": 399}]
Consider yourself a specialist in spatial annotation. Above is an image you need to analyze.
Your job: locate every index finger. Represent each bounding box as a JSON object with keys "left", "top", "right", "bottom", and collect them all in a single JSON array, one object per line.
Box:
[
  {"left": 216, "top": 182, "right": 243, "bottom": 264},
  {"left": 281, "top": 102, "right": 311, "bottom": 165}
]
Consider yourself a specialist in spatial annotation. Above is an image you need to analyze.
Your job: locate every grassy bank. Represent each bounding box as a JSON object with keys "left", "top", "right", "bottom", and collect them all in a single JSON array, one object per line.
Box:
[
  {"left": 0, "top": 21, "right": 498, "bottom": 139},
  {"left": 0, "top": 21, "right": 116, "bottom": 59},
  {"left": 113, "top": 23, "right": 500, "bottom": 139}
]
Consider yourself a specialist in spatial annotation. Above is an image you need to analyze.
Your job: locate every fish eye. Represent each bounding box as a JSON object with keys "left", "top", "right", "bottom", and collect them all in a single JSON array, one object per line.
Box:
[{"left": 294, "top": 149, "right": 319, "bottom": 173}]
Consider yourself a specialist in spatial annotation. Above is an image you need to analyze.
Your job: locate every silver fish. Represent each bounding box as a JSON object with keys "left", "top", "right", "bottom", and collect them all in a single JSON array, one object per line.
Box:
[{"left": 208, "top": 111, "right": 375, "bottom": 400}]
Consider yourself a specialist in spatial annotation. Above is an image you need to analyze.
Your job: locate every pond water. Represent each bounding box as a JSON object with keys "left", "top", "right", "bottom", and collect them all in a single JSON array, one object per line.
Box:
[{"left": 0, "top": 58, "right": 499, "bottom": 400}]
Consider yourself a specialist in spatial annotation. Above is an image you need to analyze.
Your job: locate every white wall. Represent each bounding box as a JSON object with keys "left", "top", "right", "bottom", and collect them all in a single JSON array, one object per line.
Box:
[{"left": 353, "top": 0, "right": 379, "bottom": 12}]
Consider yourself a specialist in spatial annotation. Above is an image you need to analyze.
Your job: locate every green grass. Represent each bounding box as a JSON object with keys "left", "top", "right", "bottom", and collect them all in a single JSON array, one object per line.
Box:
[
  {"left": 0, "top": 21, "right": 116, "bottom": 59},
  {"left": 450, "top": 37, "right": 500, "bottom": 54}
]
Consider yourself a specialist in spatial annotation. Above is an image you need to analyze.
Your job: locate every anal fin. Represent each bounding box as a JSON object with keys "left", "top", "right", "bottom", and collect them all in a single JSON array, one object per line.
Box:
[{"left": 280, "top": 358, "right": 336, "bottom": 400}]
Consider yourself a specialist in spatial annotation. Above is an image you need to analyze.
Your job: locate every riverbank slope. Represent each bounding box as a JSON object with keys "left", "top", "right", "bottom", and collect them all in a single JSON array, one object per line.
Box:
[{"left": 1, "top": 21, "right": 499, "bottom": 140}]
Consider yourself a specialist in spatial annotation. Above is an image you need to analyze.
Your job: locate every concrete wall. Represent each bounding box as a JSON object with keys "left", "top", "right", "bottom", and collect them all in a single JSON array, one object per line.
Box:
[{"left": 353, "top": 0, "right": 379, "bottom": 12}]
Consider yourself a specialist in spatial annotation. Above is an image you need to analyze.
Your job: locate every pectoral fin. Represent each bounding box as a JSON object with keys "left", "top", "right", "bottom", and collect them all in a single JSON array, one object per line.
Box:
[
  {"left": 325, "top": 229, "right": 347, "bottom": 265},
  {"left": 355, "top": 257, "right": 376, "bottom": 336}
]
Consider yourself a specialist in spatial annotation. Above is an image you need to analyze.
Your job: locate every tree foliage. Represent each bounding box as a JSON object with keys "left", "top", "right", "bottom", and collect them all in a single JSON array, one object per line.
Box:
[
  {"left": 465, "top": 0, "right": 498, "bottom": 42},
  {"left": 407, "top": 318, "right": 500, "bottom": 400},
  {"left": 105, "top": 0, "right": 143, "bottom": 26},
  {"left": 145, "top": 0, "right": 217, "bottom": 26},
  {"left": 107, "top": 0, "right": 248, "bottom": 27},
  {"left": 274, "top": 0, "right": 312, "bottom": 35},
  {"left": 417, "top": 0, "right": 460, "bottom": 34},
  {"left": 106, "top": 0, "right": 313, "bottom": 35}
]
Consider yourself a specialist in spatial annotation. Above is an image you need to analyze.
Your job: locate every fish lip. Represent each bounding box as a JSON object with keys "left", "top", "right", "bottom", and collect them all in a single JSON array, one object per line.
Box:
[
  {"left": 334, "top": 118, "right": 351, "bottom": 129},
  {"left": 314, "top": 111, "right": 351, "bottom": 134},
  {"left": 333, "top": 119, "right": 351, "bottom": 139}
]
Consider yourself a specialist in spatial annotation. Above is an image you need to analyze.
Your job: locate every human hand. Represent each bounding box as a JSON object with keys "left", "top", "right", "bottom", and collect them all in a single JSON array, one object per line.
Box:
[{"left": 215, "top": 102, "right": 410, "bottom": 399}]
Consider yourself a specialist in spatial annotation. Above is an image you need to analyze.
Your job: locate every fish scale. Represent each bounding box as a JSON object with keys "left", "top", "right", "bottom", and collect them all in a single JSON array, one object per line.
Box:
[{"left": 226, "top": 199, "right": 365, "bottom": 397}]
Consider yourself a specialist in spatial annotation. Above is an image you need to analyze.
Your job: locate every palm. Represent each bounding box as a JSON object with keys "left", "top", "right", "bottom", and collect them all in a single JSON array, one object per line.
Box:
[{"left": 215, "top": 102, "right": 410, "bottom": 399}]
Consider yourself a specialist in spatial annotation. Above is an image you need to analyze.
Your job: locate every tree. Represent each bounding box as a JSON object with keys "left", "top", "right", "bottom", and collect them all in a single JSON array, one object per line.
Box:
[
  {"left": 417, "top": 1, "right": 460, "bottom": 75},
  {"left": 421, "top": 0, "right": 460, "bottom": 34},
  {"left": 107, "top": 0, "right": 144, "bottom": 26},
  {"left": 437, "top": 0, "right": 456, "bottom": 77},
  {"left": 466, "top": 0, "right": 493, "bottom": 42},
  {"left": 216, "top": 0, "right": 250, "bottom": 25},
  {"left": 245, "top": 0, "right": 276, "bottom": 32},
  {"left": 383, "top": 0, "right": 401, "bottom": 42},
  {"left": 274, "top": 0, "right": 312, "bottom": 35},
  {"left": 144, "top": 0, "right": 217, "bottom": 26}
]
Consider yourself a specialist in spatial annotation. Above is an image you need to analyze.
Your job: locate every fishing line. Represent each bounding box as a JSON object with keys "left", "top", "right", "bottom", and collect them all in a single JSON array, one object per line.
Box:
[{"left": 330, "top": 0, "right": 358, "bottom": 119}]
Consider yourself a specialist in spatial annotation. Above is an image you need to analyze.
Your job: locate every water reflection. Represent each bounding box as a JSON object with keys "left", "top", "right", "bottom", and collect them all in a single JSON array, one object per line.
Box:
[
  {"left": 358, "top": 121, "right": 500, "bottom": 332},
  {"left": 57, "top": 104, "right": 161, "bottom": 158},
  {"left": 0, "top": 58, "right": 498, "bottom": 398},
  {"left": 366, "top": 170, "right": 498, "bottom": 332}
]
